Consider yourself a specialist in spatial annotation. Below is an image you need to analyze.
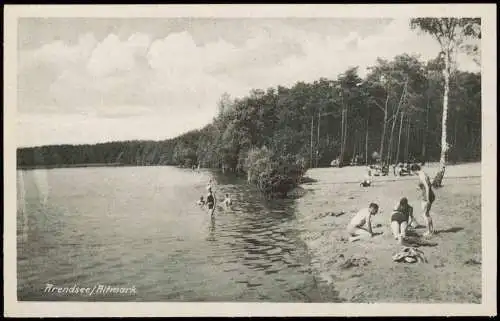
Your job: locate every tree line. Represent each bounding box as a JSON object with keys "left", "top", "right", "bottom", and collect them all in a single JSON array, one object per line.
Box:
[{"left": 17, "top": 54, "right": 481, "bottom": 170}]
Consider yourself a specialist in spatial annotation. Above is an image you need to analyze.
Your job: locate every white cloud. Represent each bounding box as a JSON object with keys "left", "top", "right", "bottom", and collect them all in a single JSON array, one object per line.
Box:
[
  {"left": 87, "top": 33, "right": 152, "bottom": 77},
  {"left": 17, "top": 18, "right": 480, "bottom": 147}
]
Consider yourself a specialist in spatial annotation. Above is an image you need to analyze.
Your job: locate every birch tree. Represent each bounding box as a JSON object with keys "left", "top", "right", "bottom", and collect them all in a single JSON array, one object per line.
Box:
[{"left": 410, "top": 18, "right": 481, "bottom": 187}]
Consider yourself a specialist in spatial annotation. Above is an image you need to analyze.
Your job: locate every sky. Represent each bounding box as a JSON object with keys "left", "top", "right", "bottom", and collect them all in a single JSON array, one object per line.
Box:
[{"left": 16, "top": 17, "right": 480, "bottom": 147}]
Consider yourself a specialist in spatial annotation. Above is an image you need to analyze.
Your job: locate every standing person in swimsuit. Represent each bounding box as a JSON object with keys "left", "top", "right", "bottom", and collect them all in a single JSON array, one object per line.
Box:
[
  {"left": 206, "top": 188, "right": 216, "bottom": 217},
  {"left": 410, "top": 164, "right": 436, "bottom": 236},
  {"left": 390, "top": 197, "right": 415, "bottom": 243}
]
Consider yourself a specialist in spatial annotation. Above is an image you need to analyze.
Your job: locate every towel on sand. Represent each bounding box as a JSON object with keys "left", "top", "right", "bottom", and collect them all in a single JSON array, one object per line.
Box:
[{"left": 392, "top": 247, "right": 427, "bottom": 263}]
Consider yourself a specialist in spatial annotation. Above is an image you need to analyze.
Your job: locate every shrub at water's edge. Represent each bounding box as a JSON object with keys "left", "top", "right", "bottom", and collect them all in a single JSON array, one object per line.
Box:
[{"left": 244, "top": 146, "right": 308, "bottom": 198}]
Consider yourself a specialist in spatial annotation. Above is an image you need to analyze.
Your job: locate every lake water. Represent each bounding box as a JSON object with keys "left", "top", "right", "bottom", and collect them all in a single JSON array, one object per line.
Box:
[{"left": 16, "top": 166, "right": 340, "bottom": 302}]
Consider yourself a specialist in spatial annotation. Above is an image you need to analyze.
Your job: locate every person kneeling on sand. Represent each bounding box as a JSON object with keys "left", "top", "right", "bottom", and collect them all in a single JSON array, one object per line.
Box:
[
  {"left": 390, "top": 197, "right": 415, "bottom": 244},
  {"left": 346, "top": 203, "right": 379, "bottom": 242}
]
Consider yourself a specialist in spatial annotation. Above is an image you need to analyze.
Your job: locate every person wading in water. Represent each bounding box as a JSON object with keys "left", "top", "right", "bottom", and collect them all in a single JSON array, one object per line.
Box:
[{"left": 206, "top": 187, "right": 216, "bottom": 217}]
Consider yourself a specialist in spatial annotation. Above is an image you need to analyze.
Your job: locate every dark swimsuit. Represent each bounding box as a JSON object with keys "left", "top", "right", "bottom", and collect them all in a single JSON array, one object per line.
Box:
[
  {"left": 207, "top": 195, "right": 215, "bottom": 209},
  {"left": 391, "top": 210, "right": 410, "bottom": 224}
]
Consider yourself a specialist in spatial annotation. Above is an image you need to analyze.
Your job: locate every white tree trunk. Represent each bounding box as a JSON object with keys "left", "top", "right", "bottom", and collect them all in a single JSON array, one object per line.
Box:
[
  {"left": 441, "top": 51, "right": 450, "bottom": 165},
  {"left": 433, "top": 48, "right": 450, "bottom": 187}
]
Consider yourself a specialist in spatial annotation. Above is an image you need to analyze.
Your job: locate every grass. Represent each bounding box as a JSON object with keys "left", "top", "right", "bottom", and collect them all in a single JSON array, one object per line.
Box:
[{"left": 296, "top": 162, "right": 481, "bottom": 303}]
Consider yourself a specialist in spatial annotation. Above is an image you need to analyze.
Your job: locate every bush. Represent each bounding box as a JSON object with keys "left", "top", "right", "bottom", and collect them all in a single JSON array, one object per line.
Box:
[{"left": 244, "top": 147, "right": 307, "bottom": 198}]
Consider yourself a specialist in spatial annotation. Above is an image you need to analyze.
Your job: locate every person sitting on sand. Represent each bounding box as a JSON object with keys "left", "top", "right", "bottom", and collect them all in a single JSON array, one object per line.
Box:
[
  {"left": 394, "top": 162, "right": 403, "bottom": 176},
  {"left": 206, "top": 188, "right": 216, "bottom": 217},
  {"left": 196, "top": 196, "right": 205, "bottom": 206},
  {"left": 346, "top": 203, "right": 379, "bottom": 242},
  {"left": 223, "top": 193, "right": 232, "bottom": 207},
  {"left": 360, "top": 166, "right": 372, "bottom": 187},
  {"left": 410, "top": 164, "right": 436, "bottom": 236},
  {"left": 390, "top": 197, "right": 415, "bottom": 243},
  {"left": 360, "top": 180, "right": 371, "bottom": 187}
]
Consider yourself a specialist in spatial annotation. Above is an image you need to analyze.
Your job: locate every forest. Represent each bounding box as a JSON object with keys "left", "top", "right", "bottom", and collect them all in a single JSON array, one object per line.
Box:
[
  {"left": 17, "top": 19, "right": 481, "bottom": 197},
  {"left": 17, "top": 54, "right": 481, "bottom": 168}
]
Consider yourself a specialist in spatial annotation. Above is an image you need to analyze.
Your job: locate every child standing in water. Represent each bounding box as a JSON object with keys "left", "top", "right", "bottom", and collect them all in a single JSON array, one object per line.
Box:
[
  {"left": 223, "top": 193, "right": 233, "bottom": 207},
  {"left": 196, "top": 196, "right": 205, "bottom": 206},
  {"left": 410, "top": 164, "right": 436, "bottom": 236},
  {"left": 346, "top": 203, "right": 379, "bottom": 242}
]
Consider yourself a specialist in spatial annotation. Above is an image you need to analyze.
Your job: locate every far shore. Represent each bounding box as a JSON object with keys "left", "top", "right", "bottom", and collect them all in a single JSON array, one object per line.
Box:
[
  {"left": 17, "top": 163, "right": 127, "bottom": 170},
  {"left": 16, "top": 160, "right": 480, "bottom": 172}
]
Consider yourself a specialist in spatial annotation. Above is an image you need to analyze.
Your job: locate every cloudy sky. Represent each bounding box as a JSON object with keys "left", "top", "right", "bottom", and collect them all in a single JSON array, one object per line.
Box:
[{"left": 16, "top": 17, "right": 479, "bottom": 147}]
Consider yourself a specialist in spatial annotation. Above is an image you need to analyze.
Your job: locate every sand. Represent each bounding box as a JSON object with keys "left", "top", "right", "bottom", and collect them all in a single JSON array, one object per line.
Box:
[{"left": 297, "top": 162, "right": 481, "bottom": 303}]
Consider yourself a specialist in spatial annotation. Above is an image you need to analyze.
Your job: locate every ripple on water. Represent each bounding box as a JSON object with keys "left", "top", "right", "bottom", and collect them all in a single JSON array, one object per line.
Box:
[
  {"left": 226, "top": 257, "right": 240, "bottom": 263},
  {"left": 270, "top": 235, "right": 288, "bottom": 243},
  {"left": 247, "top": 280, "right": 263, "bottom": 288},
  {"left": 266, "top": 261, "right": 288, "bottom": 274},
  {"left": 287, "top": 263, "right": 302, "bottom": 268},
  {"left": 243, "top": 252, "right": 262, "bottom": 261},
  {"left": 248, "top": 259, "right": 273, "bottom": 269},
  {"left": 222, "top": 265, "right": 240, "bottom": 273},
  {"left": 267, "top": 247, "right": 282, "bottom": 255}
]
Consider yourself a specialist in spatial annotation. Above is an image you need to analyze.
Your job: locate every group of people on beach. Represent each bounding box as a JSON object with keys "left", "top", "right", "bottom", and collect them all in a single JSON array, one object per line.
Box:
[
  {"left": 349, "top": 164, "right": 436, "bottom": 243},
  {"left": 196, "top": 178, "right": 233, "bottom": 217},
  {"left": 361, "top": 160, "right": 421, "bottom": 187}
]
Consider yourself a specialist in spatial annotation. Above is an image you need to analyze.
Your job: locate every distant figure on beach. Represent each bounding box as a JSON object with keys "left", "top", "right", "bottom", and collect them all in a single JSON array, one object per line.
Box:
[
  {"left": 410, "top": 164, "right": 436, "bottom": 236},
  {"left": 394, "top": 162, "right": 403, "bottom": 176},
  {"left": 361, "top": 166, "right": 372, "bottom": 187},
  {"left": 197, "top": 196, "right": 205, "bottom": 206},
  {"left": 390, "top": 197, "right": 415, "bottom": 243},
  {"left": 346, "top": 203, "right": 379, "bottom": 242},
  {"left": 360, "top": 179, "right": 371, "bottom": 187},
  {"left": 206, "top": 188, "right": 217, "bottom": 217},
  {"left": 223, "top": 193, "right": 233, "bottom": 207}
]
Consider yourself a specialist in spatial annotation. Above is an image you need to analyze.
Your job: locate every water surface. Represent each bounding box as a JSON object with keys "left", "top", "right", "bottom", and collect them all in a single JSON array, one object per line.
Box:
[{"left": 17, "top": 166, "right": 339, "bottom": 302}]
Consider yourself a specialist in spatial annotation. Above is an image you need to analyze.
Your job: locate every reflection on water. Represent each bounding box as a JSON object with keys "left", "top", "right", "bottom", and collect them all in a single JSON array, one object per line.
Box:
[{"left": 17, "top": 166, "right": 340, "bottom": 302}]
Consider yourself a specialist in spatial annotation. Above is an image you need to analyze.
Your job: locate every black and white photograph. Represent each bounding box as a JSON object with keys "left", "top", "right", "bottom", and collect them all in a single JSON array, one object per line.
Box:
[{"left": 4, "top": 4, "right": 496, "bottom": 317}]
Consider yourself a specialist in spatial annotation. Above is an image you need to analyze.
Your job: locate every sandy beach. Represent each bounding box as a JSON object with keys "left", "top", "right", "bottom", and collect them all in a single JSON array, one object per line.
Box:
[{"left": 297, "top": 162, "right": 482, "bottom": 303}]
